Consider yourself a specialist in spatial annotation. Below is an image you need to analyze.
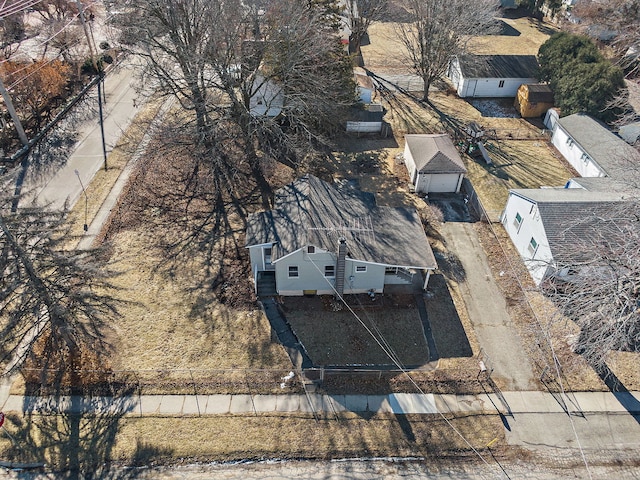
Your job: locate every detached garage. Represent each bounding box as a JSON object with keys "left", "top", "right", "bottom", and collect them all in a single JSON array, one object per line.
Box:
[
  {"left": 448, "top": 55, "right": 540, "bottom": 98},
  {"left": 404, "top": 134, "right": 467, "bottom": 194}
]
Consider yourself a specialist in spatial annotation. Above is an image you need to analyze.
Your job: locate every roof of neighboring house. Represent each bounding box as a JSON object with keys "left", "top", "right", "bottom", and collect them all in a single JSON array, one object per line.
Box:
[
  {"left": 245, "top": 175, "right": 437, "bottom": 269},
  {"left": 509, "top": 188, "right": 636, "bottom": 259},
  {"left": 567, "top": 176, "right": 640, "bottom": 194},
  {"left": 455, "top": 54, "right": 540, "bottom": 79},
  {"left": 519, "top": 83, "right": 554, "bottom": 103},
  {"left": 405, "top": 134, "right": 467, "bottom": 174},
  {"left": 556, "top": 113, "right": 640, "bottom": 178}
]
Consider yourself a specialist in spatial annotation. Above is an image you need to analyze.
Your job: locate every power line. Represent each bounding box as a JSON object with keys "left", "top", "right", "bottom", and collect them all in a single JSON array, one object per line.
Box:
[{"left": 306, "top": 255, "right": 506, "bottom": 479}]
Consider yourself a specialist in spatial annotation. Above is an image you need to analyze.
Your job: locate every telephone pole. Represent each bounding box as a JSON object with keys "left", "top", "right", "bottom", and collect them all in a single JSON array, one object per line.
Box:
[{"left": 75, "top": 0, "right": 108, "bottom": 170}]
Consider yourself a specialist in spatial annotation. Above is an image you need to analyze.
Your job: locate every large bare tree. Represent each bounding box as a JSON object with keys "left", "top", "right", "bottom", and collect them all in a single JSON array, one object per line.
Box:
[
  {"left": 542, "top": 200, "right": 640, "bottom": 374},
  {"left": 113, "top": 0, "right": 354, "bottom": 174},
  {"left": 395, "top": 0, "right": 498, "bottom": 101}
]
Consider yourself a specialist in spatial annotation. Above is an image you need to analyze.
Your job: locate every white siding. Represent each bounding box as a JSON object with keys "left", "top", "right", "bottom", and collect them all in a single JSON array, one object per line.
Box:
[
  {"left": 275, "top": 249, "right": 336, "bottom": 296},
  {"left": 346, "top": 121, "right": 382, "bottom": 133},
  {"left": 470, "top": 78, "right": 533, "bottom": 98},
  {"left": 248, "top": 244, "right": 269, "bottom": 272},
  {"left": 250, "top": 77, "right": 284, "bottom": 117},
  {"left": 416, "top": 173, "right": 462, "bottom": 193},
  {"left": 274, "top": 248, "right": 387, "bottom": 295},
  {"left": 551, "top": 125, "right": 606, "bottom": 177},
  {"left": 404, "top": 142, "right": 418, "bottom": 184},
  {"left": 501, "top": 193, "right": 554, "bottom": 285}
]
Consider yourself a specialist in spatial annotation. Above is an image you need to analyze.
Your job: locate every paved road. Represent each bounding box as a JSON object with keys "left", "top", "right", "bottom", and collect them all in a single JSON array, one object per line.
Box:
[
  {"left": 441, "top": 221, "right": 535, "bottom": 391},
  {"left": 20, "top": 59, "right": 141, "bottom": 210}
]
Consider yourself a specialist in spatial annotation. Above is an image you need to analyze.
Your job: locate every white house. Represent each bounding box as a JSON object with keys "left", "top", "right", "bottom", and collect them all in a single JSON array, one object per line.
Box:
[
  {"left": 249, "top": 74, "right": 284, "bottom": 117},
  {"left": 346, "top": 104, "right": 384, "bottom": 134},
  {"left": 403, "top": 134, "right": 467, "bottom": 194},
  {"left": 501, "top": 187, "right": 630, "bottom": 285},
  {"left": 551, "top": 113, "right": 640, "bottom": 178},
  {"left": 447, "top": 55, "right": 540, "bottom": 98},
  {"left": 245, "top": 175, "right": 437, "bottom": 297}
]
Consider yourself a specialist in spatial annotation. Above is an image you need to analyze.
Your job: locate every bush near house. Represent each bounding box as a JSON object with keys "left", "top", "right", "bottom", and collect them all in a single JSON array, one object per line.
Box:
[{"left": 537, "top": 32, "right": 625, "bottom": 121}]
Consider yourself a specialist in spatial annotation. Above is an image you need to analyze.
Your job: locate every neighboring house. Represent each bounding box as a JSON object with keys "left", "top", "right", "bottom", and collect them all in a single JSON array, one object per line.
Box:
[
  {"left": 514, "top": 84, "right": 554, "bottom": 118},
  {"left": 447, "top": 55, "right": 540, "bottom": 98},
  {"left": 403, "top": 134, "right": 467, "bottom": 194},
  {"left": 550, "top": 113, "right": 640, "bottom": 178},
  {"left": 245, "top": 175, "right": 437, "bottom": 297},
  {"left": 500, "top": 188, "right": 630, "bottom": 285},
  {"left": 249, "top": 74, "right": 284, "bottom": 117}
]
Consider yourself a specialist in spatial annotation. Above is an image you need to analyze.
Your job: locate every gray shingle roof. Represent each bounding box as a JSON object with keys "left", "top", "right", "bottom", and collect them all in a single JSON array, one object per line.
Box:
[
  {"left": 556, "top": 113, "right": 640, "bottom": 178},
  {"left": 405, "top": 134, "right": 467, "bottom": 174},
  {"left": 245, "top": 175, "right": 437, "bottom": 269},
  {"left": 456, "top": 54, "right": 540, "bottom": 79},
  {"left": 521, "top": 83, "right": 554, "bottom": 103},
  {"left": 510, "top": 188, "right": 635, "bottom": 259}
]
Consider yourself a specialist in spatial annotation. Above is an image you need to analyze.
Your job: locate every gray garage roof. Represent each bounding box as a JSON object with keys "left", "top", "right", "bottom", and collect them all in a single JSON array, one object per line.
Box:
[
  {"left": 556, "top": 113, "right": 640, "bottom": 178},
  {"left": 405, "top": 134, "right": 467, "bottom": 174},
  {"left": 456, "top": 54, "right": 540, "bottom": 79},
  {"left": 245, "top": 175, "right": 437, "bottom": 269}
]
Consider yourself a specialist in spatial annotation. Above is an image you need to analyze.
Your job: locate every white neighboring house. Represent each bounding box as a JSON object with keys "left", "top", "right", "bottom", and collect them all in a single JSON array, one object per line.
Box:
[
  {"left": 550, "top": 113, "right": 640, "bottom": 178},
  {"left": 403, "top": 134, "right": 467, "bottom": 194},
  {"left": 249, "top": 74, "right": 284, "bottom": 117},
  {"left": 501, "top": 187, "right": 630, "bottom": 285},
  {"left": 245, "top": 175, "right": 437, "bottom": 297},
  {"left": 447, "top": 55, "right": 539, "bottom": 98}
]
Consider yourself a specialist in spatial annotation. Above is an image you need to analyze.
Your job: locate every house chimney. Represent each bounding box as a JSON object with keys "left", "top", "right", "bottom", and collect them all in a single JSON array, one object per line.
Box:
[{"left": 335, "top": 237, "right": 347, "bottom": 299}]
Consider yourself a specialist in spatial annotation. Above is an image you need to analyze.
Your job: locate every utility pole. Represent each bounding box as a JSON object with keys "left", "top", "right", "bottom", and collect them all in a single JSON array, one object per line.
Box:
[
  {"left": 0, "top": 75, "right": 28, "bottom": 146},
  {"left": 75, "top": 0, "right": 108, "bottom": 171}
]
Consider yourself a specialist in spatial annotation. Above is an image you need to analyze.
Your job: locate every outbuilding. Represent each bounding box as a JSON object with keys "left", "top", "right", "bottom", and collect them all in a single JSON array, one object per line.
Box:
[
  {"left": 447, "top": 55, "right": 540, "bottom": 98},
  {"left": 514, "top": 84, "right": 554, "bottom": 118},
  {"left": 403, "top": 134, "right": 467, "bottom": 194}
]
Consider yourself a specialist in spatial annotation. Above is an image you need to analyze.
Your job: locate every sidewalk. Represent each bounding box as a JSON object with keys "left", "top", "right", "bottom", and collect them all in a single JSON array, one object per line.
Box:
[{"left": 2, "top": 390, "right": 639, "bottom": 416}]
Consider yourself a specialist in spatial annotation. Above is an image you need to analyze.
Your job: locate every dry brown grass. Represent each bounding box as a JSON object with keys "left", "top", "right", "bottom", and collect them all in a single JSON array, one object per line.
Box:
[
  {"left": 0, "top": 412, "right": 506, "bottom": 467},
  {"left": 65, "top": 99, "right": 165, "bottom": 241}
]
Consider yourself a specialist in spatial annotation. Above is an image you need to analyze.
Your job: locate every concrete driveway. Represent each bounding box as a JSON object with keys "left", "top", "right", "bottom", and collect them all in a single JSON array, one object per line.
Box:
[{"left": 429, "top": 194, "right": 535, "bottom": 391}]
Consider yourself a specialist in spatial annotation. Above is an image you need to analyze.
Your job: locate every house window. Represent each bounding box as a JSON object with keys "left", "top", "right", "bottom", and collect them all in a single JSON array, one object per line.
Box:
[
  {"left": 566, "top": 138, "right": 574, "bottom": 148},
  {"left": 324, "top": 265, "right": 335, "bottom": 277},
  {"left": 356, "top": 265, "right": 367, "bottom": 272},
  {"left": 581, "top": 153, "right": 590, "bottom": 163},
  {"left": 307, "top": 245, "right": 315, "bottom": 254},
  {"left": 264, "top": 247, "right": 272, "bottom": 264},
  {"left": 513, "top": 212, "right": 523, "bottom": 230},
  {"left": 288, "top": 266, "right": 299, "bottom": 278},
  {"left": 498, "top": 80, "right": 505, "bottom": 88},
  {"left": 528, "top": 237, "right": 538, "bottom": 255}
]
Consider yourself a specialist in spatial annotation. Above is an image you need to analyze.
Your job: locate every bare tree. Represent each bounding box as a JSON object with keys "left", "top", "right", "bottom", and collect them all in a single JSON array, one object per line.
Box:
[
  {"left": 541, "top": 201, "right": 640, "bottom": 374},
  {"left": 343, "top": 0, "right": 388, "bottom": 54},
  {"left": 0, "top": 193, "right": 120, "bottom": 383},
  {"left": 572, "top": 0, "right": 640, "bottom": 77},
  {"left": 395, "top": 0, "right": 499, "bottom": 101},
  {"left": 113, "top": 0, "right": 354, "bottom": 166}
]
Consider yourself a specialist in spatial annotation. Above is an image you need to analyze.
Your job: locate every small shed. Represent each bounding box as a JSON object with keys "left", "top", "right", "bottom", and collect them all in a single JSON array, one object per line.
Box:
[
  {"left": 354, "top": 67, "right": 375, "bottom": 104},
  {"left": 447, "top": 55, "right": 540, "bottom": 98},
  {"left": 404, "top": 134, "right": 467, "bottom": 194},
  {"left": 514, "top": 84, "right": 554, "bottom": 118},
  {"left": 346, "top": 104, "right": 384, "bottom": 134}
]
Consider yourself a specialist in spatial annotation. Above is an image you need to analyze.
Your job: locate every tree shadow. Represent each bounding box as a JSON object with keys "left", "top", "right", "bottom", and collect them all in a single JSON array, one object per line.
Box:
[
  {"left": 597, "top": 364, "right": 640, "bottom": 425},
  {"left": 423, "top": 274, "right": 472, "bottom": 359},
  {"left": 0, "top": 382, "right": 163, "bottom": 479}
]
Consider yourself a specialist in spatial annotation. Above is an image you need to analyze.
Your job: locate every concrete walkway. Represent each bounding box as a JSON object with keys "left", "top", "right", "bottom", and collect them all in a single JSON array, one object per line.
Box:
[{"left": 2, "top": 390, "right": 639, "bottom": 416}]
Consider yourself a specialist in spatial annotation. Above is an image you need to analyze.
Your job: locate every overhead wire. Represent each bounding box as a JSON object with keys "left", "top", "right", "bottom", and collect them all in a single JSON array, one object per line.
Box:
[{"left": 305, "top": 255, "right": 507, "bottom": 479}]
